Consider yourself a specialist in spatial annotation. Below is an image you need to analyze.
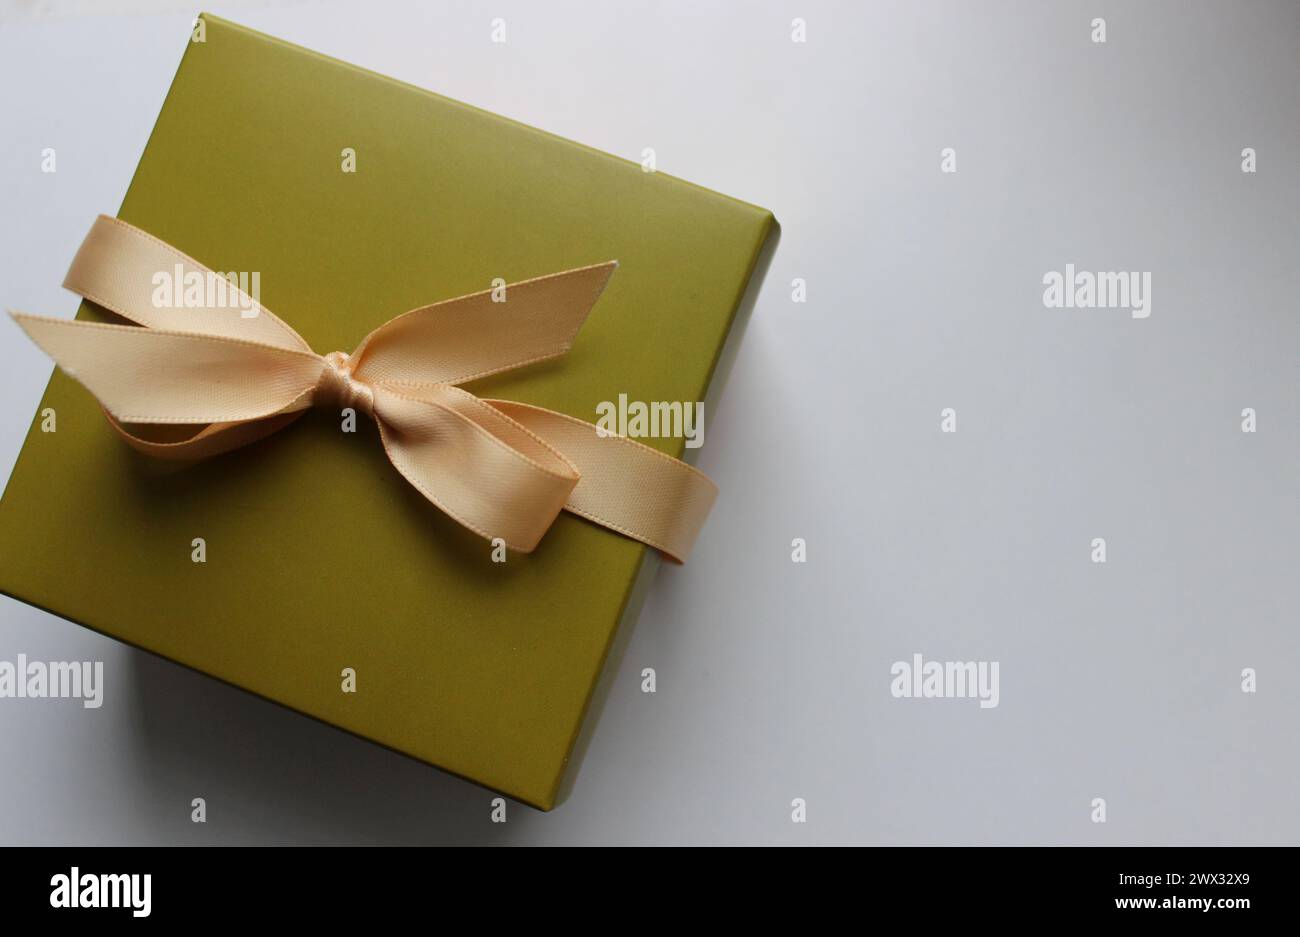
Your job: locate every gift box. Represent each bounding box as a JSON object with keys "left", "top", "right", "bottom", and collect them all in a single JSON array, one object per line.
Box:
[{"left": 0, "top": 14, "right": 775, "bottom": 809}]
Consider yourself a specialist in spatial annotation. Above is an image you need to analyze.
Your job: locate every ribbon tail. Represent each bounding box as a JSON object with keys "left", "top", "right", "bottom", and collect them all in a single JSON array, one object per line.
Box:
[
  {"left": 349, "top": 260, "right": 618, "bottom": 387},
  {"left": 484, "top": 401, "right": 718, "bottom": 563}
]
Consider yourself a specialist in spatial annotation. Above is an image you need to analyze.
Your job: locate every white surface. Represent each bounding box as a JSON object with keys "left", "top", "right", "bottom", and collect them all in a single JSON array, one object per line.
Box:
[{"left": 1, "top": 0, "right": 1297, "bottom": 844}]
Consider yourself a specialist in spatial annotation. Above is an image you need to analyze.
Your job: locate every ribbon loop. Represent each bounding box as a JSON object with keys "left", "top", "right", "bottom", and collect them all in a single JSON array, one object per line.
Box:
[
  {"left": 371, "top": 384, "right": 580, "bottom": 552},
  {"left": 9, "top": 216, "right": 719, "bottom": 562},
  {"left": 63, "top": 214, "right": 311, "bottom": 352}
]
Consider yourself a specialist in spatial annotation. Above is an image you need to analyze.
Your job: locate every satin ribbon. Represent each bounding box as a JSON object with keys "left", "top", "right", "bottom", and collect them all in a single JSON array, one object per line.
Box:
[{"left": 10, "top": 216, "right": 717, "bottom": 561}]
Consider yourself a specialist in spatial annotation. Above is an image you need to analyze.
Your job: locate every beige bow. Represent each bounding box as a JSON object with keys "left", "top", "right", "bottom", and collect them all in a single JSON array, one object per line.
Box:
[{"left": 10, "top": 216, "right": 717, "bottom": 561}]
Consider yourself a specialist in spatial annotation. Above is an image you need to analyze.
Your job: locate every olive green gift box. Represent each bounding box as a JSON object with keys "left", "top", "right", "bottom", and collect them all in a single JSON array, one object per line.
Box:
[{"left": 0, "top": 14, "right": 775, "bottom": 809}]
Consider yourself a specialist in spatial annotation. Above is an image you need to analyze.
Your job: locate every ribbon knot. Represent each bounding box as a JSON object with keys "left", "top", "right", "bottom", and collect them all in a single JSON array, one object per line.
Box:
[
  {"left": 10, "top": 216, "right": 718, "bottom": 561},
  {"left": 316, "top": 350, "right": 375, "bottom": 416}
]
